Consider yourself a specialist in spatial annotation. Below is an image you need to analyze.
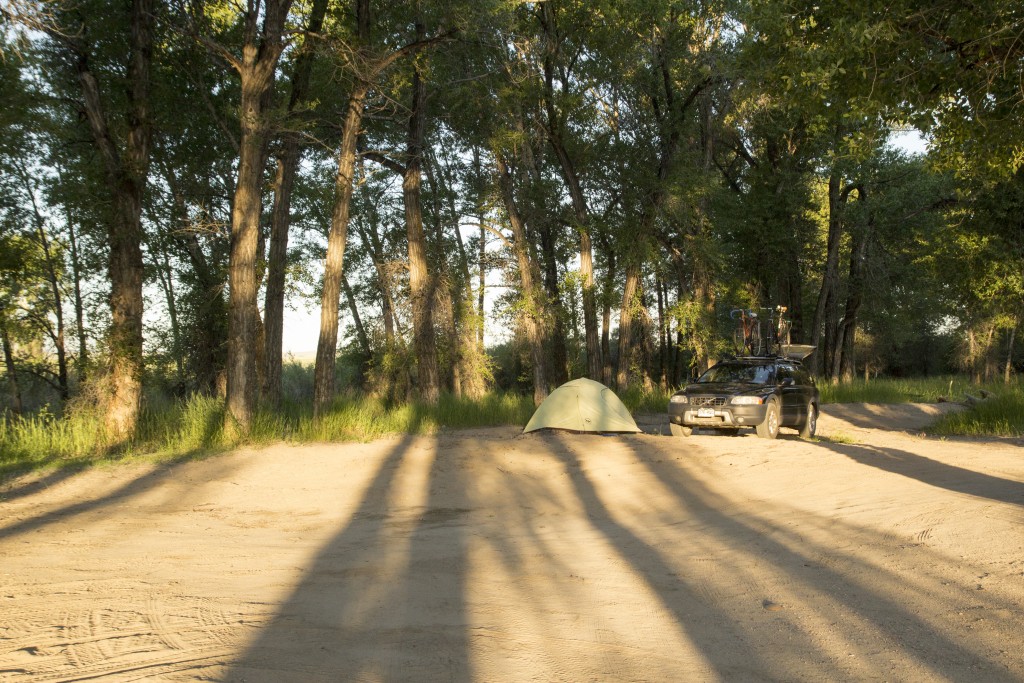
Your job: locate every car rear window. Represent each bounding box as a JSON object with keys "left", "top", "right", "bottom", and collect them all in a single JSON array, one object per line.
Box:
[{"left": 697, "top": 363, "right": 774, "bottom": 385}]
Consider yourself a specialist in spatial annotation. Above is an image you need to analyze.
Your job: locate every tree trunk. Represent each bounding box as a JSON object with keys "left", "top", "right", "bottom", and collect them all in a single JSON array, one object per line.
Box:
[
  {"left": 638, "top": 288, "right": 656, "bottom": 391},
  {"left": 474, "top": 146, "right": 487, "bottom": 349},
  {"left": 452, "top": 212, "right": 485, "bottom": 398},
  {"left": 478, "top": 218, "right": 486, "bottom": 348},
  {"left": 153, "top": 248, "right": 184, "bottom": 387},
  {"left": 354, "top": 199, "right": 397, "bottom": 346},
  {"left": 548, "top": 141, "right": 599, "bottom": 380},
  {"left": 403, "top": 59, "right": 440, "bottom": 404},
  {"left": 984, "top": 323, "right": 997, "bottom": 381},
  {"left": 1, "top": 312, "right": 22, "bottom": 418},
  {"left": 1006, "top": 325, "right": 1017, "bottom": 384},
  {"left": 313, "top": 84, "right": 369, "bottom": 414},
  {"left": 539, "top": 5, "right": 600, "bottom": 379},
  {"left": 656, "top": 276, "right": 666, "bottom": 388},
  {"left": 529, "top": 176, "right": 568, "bottom": 387},
  {"left": 690, "top": 273, "right": 716, "bottom": 376},
  {"left": 428, "top": 149, "right": 486, "bottom": 398},
  {"left": 786, "top": 249, "right": 804, "bottom": 344},
  {"left": 341, "top": 273, "right": 371, "bottom": 360},
  {"left": 263, "top": 0, "right": 328, "bottom": 407},
  {"left": 616, "top": 261, "right": 641, "bottom": 390},
  {"left": 496, "top": 153, "right": 549, "bottom": 406},
  {"left": 691, "top": 87, "right": 716, "bottom": 375},
  {"left": 169, "top": 171, "right": 227, "bottom": 397},
  {"left": 65, "top": 210, "right": 88, "bottom": 382},
  {"left": 263, "top": 155, "right": 293, "bottom": 405},
  {"left": 835, "top": 187, "right": 871, "bottom": 381},
  {"left": 62, "top": 0, "right": 152, "bottom": 441},
  {"left": 966, "top": 328, "right": 979, "bottom": 383},
  {"left": 600, "top": 245, "right": 616, "bottom": 386},
  {"left": 24, "top": 184, "right": 69, "bottom": 402},
  {"left": 812, "top": 170, "right": 846, "bottom": 378},
  {"left": 226, "top": 89, "right": 267, "bottom": 433},
  {"left": 224, "top": 0, "right": 293, "bottom": 434}
]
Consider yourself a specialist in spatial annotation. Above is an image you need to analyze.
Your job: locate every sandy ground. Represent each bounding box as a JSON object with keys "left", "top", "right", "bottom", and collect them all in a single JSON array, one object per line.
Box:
[{"left": 1, "top": 403, "right": 1023, "bottom": 682}]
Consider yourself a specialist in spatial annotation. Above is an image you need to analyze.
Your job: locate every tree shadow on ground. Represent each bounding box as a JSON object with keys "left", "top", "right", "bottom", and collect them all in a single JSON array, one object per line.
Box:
[
  {"left": 816, "top": 440, "right": 1024, "bottom": 506},
  {"left": 220, "top": 427, "right": 1022, "bottom": 681},
  {"left": 0, "top": 450, "right": 244, "bottom": 541},
  {"left": 226, "top": 427, "right": 474, "bottom": 682},
  {"left": 546, "top": 431, "right": 1021, "bottom": 681},
  {"left": 0, "top": 467, "right": 82, "bottom": 503}
]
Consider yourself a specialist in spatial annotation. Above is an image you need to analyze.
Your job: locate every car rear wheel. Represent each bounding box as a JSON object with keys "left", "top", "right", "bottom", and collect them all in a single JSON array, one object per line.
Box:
[
  {"left": 799, "top": 402, "right": 817, "bottom": 439},
  {"left": 670, "top": 422, "right": 693, "bottom": 437},
  {"left": 755, "top": 400, "right": 780, "bottom": 439}
]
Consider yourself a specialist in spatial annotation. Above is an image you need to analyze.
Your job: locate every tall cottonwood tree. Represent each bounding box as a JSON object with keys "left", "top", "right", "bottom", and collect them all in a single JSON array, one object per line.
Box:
[
  {"left": 313, "top": 2, "right": 453, "bottom": 413},
  {"left": 37, "top": 0, "right": 155, "bottom": 439},
  {"left": 495, "top": 151, "right": 550, "bottom": 405},
  {"left": 535, "top": 0, "right": 601, "bottom": 380},
  {"left": 263, "top": 0, "right": 328, "bottom": 408},
  {"left": 192, "top": 0, "right": 295, "bottom": 433}
]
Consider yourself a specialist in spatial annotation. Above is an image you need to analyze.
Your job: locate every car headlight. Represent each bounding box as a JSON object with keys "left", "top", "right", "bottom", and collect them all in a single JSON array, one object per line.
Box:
[
  {"left": 669, "top": 395, "right": 688, "bottom": 404},
  {"left": 731, "top": 396, "right": 764, "bottom": 405}
]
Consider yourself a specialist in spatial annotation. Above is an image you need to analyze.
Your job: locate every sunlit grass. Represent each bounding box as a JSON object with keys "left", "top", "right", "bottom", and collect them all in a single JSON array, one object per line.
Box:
[
  {"left": 816, "top": 376, "right": 1023, "bottom": 438},
  {"left": 0, "top": 391, "right": 536, "bottom": 480},
  {"left": 929, "top": 387, "right": 1024, "bottom": 438},
  {"left": 0, "top": 408, "right": 104, "bottom": 476},
  {"left": 816, "top": 375, "right": 1014, "bottom": 404},
  {"left": 4, "top": 377, "right": 1018, "bottom": 481},
  {"left": 619, "top": 386, "right": 674, "bottom": 414}
]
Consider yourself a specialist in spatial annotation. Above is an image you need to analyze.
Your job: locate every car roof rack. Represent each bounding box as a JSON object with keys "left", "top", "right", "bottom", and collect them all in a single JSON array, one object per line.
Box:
[{"left": 779, "top": 344, "right": 816, "bottom": 361}]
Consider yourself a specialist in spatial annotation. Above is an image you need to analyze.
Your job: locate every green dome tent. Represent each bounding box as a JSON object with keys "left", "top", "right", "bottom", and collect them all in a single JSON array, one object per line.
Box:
[{"left": 523, "top": 378, "right": 642, "bottom": 434}]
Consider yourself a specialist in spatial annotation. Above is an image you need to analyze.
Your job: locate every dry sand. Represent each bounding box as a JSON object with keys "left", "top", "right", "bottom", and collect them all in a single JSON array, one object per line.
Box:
[{"left": 1, "top": 403, "right": 1023, "bottom": 682}]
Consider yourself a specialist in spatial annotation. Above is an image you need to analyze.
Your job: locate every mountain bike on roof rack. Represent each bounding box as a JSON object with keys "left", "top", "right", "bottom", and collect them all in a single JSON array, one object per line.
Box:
[
  {"left": 730, "top": 306, "right": 793, "bottom": 358},
  {"left": 730, "top": 308, "right": 762, "bottom": 356}
]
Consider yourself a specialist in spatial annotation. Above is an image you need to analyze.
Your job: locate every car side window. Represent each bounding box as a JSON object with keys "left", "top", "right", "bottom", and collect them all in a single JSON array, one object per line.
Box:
[{"left": 776, "top": 364, "right": 794, "bottom": 384}]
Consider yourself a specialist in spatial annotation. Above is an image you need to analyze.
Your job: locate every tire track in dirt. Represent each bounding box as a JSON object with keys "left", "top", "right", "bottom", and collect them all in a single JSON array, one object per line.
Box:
[{"left": 0, "top": 593, "right": 269, "bottom": 681}]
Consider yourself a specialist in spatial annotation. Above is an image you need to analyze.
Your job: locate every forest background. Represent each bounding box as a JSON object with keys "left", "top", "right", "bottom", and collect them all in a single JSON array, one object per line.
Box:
[{"left": 0, "top": 0, "right": 1022, "bottom": 453}]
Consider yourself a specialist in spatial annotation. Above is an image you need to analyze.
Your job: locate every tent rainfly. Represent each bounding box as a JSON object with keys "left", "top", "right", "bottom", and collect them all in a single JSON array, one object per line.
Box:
[{"left": 523, "top": 378, "right": 642, "bottom": 434}]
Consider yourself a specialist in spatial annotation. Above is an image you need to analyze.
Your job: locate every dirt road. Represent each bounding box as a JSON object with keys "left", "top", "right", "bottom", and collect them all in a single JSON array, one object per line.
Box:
[{"left": 2, "top": 404, "right": 1023, "bottom": 682}]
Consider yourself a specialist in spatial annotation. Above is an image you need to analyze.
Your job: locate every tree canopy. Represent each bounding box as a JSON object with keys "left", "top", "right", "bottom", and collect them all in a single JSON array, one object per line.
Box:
[{"left": 1, "top": 0, "right": 1021, "bottom": 432}]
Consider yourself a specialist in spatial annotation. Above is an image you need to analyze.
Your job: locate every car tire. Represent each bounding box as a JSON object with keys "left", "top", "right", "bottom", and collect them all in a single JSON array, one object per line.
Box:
[
  {"left": 670, "top": 422, "right": 693, "bottom": 437},
  {"left": 799, "top": 401, "right": 817, "bottom": 439},
  {"left": 755, "top": 400, "right": 780, "bottom": 439}
]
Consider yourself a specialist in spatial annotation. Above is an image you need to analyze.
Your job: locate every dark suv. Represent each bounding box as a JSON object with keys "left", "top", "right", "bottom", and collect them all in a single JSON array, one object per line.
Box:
[{"left": 667, "top": 358, "right": 818, "bottom": 439}]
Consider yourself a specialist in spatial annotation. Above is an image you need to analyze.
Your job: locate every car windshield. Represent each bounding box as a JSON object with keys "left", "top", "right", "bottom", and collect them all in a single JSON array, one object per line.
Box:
[{"left": 697, "top": 363, "right": 774, "bottom": 385}]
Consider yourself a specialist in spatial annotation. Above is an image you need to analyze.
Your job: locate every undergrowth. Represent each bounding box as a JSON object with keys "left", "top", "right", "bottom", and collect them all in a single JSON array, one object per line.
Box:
[
  {"left": 0, "top": 392, "right": 535, "bottom": 480},
  {"left": 3, "top": 376, "right": 1019, "bottom": 481},
  {"left": 928, "top": 386, "right": 1024, "bottom": 438},
  {"left": 816, "top": 376, "right": 1023, "bottom": 438},
  {"left": 816, "top": 376, "right": 1011, "bottom": 404}
]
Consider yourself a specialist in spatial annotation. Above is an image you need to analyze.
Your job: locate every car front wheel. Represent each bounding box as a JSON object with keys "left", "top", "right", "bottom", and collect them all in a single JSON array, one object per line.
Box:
[
  {"left": 670, "top": 422, "right": 693, "bottom": 437},
  {"left": 755, "top": 400, "right": 780, "bottom": 439}
]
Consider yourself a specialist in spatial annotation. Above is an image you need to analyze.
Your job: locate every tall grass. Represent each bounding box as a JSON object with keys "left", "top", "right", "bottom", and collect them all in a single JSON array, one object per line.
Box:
[
  {"left": 816, "top": 376, "right": 1011, "bottom": 404},
  {"left": 618, "top": 386, "right": 675, "bottom": 414},
  {"left": 0, "top": 391, "right": 536, "bottom": 479},
  {"left": 929, "top": 386, "right": 1024, "bottom": 438},
  {"left": 815, "top": 376, "right": 1023, "bottom": 438},
  {"left": 4, "top": 378, "right": 1018, "bottom": 480}
]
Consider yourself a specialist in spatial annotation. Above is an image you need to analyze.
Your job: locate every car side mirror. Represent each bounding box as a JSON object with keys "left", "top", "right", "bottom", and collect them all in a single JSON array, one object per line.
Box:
[{"left": 781, "top": 377, "right": 795, "bottom": 387}]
